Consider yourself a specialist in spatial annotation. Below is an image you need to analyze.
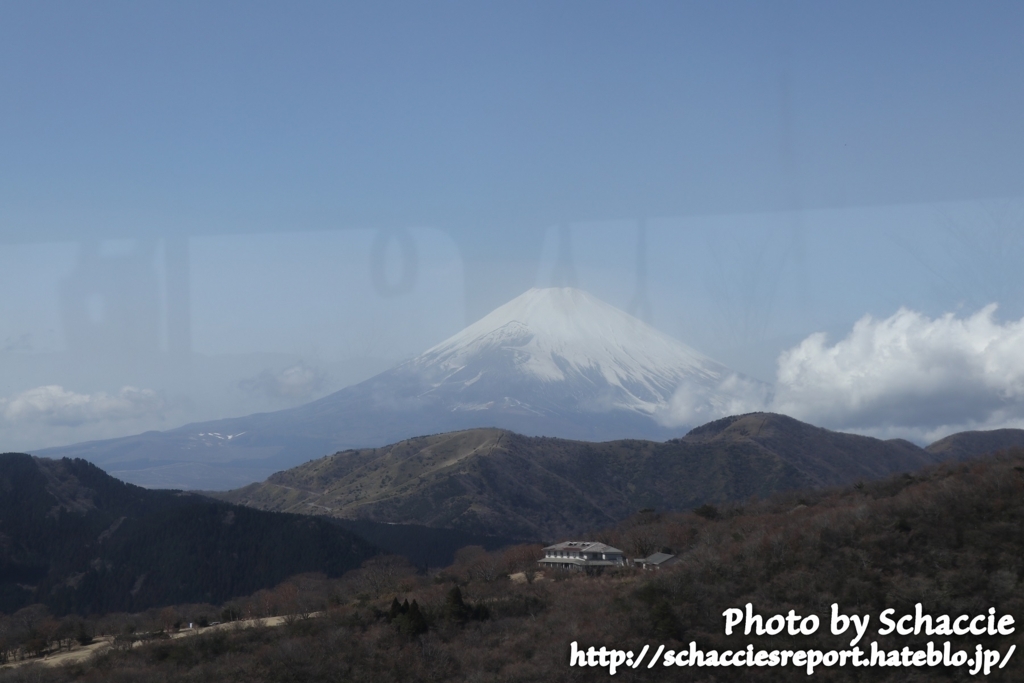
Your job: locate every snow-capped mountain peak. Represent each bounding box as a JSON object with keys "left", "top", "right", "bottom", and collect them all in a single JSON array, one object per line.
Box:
[
  {"left": 35, "top": 287, "right": 770, "bottom": 490},
  {"left": 403, "top": 287, "right": 732, "bottom": 415}
]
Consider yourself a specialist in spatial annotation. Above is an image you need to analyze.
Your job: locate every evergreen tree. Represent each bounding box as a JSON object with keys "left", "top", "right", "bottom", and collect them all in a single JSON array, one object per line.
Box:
[
  {"left": 444, "top": 586, "right": 469, "bottom": 623},
  {"left": 388, "top": 597, "right": 403, "bottom": 621},
  {"left": 399, "top": 600, "right": 428, "bottom": 636}
]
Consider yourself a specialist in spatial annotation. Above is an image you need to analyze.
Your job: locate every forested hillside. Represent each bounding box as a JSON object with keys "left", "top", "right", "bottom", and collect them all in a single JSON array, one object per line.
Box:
[
  {"left": 4, "top": 448, "right": 1023, "bottom": 681},
  {"left": 0, "top": 454, "right": 378, "bottom": 616},
  {"left": 219, "top": 414, "right": 942, "bottom": 539}
]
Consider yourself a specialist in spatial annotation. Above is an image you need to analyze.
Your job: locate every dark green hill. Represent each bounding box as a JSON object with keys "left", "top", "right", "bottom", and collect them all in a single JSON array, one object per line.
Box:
[
  {"left": 218, "top": 413, "right": 942, "bottom": 539},
  {"left": 330, "top": 518, "right": 526, "bottom": 570},
  {"left": 0, "top": 453, "right": 378, "bottom": 616},
  {"left": 925, "top": 427, "right": 1024, "bottom": 461}
]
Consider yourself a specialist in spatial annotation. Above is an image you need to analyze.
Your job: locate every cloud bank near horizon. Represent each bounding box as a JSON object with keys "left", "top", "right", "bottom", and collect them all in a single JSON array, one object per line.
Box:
[
  {"left": 0, "top": 385, "right": 164, "bottom": 427},
  {"left": 663, "top": 304, "right": 1024, "bottom": 443}
]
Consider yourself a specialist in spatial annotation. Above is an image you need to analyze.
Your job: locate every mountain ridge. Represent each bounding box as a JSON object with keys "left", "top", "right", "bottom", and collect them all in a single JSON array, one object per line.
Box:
[
  {"left": 925, "top": 427, "right": 1024, "bottom": 461},
  {"left": 36, "top": 288, "right": 762, "bottom": 490},
  {"left": 215, "top": 412, "right": 948, "bottom": 539}
]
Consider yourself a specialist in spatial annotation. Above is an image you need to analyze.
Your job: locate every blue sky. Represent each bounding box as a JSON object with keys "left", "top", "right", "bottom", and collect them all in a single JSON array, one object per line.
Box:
[
  {"left": 4, "top": 2, "right": 1023, "bottom": 235},
  {"left": 1, "top": 2, "right": 1023, "bottom": 450}
]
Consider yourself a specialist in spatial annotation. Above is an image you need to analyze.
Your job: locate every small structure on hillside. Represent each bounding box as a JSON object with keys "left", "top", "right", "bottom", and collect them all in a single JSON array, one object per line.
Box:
[
  {"left": 634, "top": 552, "right": 678, "bottom": 570},
  {"left": 537, "top": 541, "right": 626, "bottom": 572}
]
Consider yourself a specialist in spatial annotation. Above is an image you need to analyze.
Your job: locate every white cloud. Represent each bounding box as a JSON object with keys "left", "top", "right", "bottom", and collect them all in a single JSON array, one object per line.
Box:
[
  {"left": 238, "top": 364, "right": 326, "bottom": 400},
  {"left": 660, "top": 304, "right": 1024, "bottom": 442},
  {"left": 657, "top": 373, "right": 771, "bottom": 427},
  {"left": 0, "top": 385, "right": 165, "bottom": 426},
  {"left": 770, "top": 304, "right": 1024, "bottom": 440}
]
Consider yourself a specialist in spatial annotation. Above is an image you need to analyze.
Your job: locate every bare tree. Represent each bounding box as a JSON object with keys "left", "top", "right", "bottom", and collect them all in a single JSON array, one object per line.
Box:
[
  {"left": 359, "top": 555, "right": 415, "bottom": 598},
  {"left": 501, "top": 544, "right": 544, "bottom": 580},
  {"left": 623, "top": 525, "right": 661, "bottom": 559}
]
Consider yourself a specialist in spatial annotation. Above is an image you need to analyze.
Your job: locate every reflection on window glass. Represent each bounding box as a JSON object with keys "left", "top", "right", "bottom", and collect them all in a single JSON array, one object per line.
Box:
[{"left": 0, "top": 2, "right": 1021, "bottom": 480}]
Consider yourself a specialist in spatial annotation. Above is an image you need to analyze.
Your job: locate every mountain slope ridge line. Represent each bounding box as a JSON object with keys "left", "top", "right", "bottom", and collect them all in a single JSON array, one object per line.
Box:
[
  {"left": 215, "top": 413, "right": 984, "bottom": 539},
  {"left": 35, "top": 287, "right": 765, "bottom": 490}
]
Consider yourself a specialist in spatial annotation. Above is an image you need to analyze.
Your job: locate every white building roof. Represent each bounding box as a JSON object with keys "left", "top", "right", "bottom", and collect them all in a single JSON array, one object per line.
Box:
[{"left": 542, "top": 541, "right": 624, "bottom": 554}]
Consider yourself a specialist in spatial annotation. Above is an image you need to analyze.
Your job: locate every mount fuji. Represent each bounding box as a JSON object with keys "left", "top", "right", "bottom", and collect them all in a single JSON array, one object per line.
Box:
[
  {"left": 36, "top": 288, "right": 768, "bottom": 489},
  {"left": 390, "top": 287, "right": 757, "bottom": 422}
]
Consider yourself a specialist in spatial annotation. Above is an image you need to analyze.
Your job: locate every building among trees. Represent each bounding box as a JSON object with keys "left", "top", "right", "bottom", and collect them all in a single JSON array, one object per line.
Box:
[
  {"left": 634, "top": 552, "right": 678, "bottom": 570},
  {"left": 537, "top": 541, "right": 625, "bottom": 572}
]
